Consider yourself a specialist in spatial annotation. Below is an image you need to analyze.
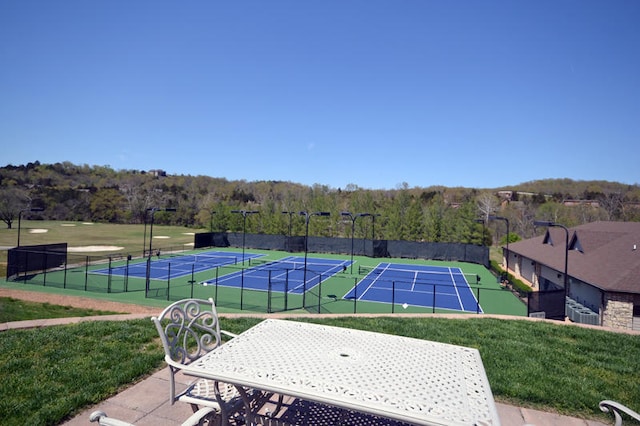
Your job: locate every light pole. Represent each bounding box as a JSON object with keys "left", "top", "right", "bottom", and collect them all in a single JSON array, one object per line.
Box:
[
  {"left": 282, "top": 210, "right": 297, "bottom": 252},
  {"left": 341, "top": 211, "right": 371, "bottom": 273},
  {"left": 145, "top": 207, "right": 176, "bottom": 295},
  {"left": 488, "top": 215, "right": 510, "bottom": 283},
  {"left": 371, "top": 213, "right": 381, "bottom": 241},
  {"left": 300, "top": 211, "right": 330, "bottom": 305},
  {"left": 148, "top": 208, "right": 177, "bottom": 258},
  {"left": 533, "top": 220, "right": 570, "bottom": 300},
  {"left": 209, "top": 210, "right": 217, "bottom": 233},
  {"left": 142, "top": 208, "right": 152, "bottom": 257},
  {"left": 474, "top": 218, "right": 486, "bottom": 246},
  {"left": 231, "top": 210, "right": 259, "bottom": 265},
  {"left": 282, "top": 211, "right": 296, "bottom": 237},
  {"left": 17, "top": 207, "right": 44, "bottom": 247}
]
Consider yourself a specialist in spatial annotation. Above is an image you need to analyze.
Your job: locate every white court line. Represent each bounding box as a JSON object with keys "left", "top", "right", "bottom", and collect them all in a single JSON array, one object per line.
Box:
[
  {"left": 449, "top": 267, "right": 466, "bottom": 311},
  {"left": 358, "top": 263, "right": 392, "bottom": 300}
]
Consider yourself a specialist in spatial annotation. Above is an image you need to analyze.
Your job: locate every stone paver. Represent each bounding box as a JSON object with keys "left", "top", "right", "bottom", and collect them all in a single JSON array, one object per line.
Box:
[
  {"left": 61, "top": 368, "right": 611, "bottom": 426},
  {"left": 1, "top": 314, "right": 614, "bottom": 426}
]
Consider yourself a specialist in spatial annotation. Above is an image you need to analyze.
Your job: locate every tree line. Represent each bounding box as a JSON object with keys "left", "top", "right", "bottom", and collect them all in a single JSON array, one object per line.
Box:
[{"left": 1, "top": 161, "right": 639, "bottom": 245}]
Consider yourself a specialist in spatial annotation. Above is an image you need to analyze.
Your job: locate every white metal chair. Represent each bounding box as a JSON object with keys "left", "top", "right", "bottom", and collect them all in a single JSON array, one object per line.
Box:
[
  {"left": 89, "top": 407, "right": 217, "bottom": 426},
  {"left": 599, "top": 400, "right": 640, "bottom": 426},
  {"left": 152, "top": 298, "right": 245, "bottom": 425}
]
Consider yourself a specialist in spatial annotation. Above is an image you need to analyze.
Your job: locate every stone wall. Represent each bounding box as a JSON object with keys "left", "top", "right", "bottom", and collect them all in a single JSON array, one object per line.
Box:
[{"left": 602, "top": 293, "right": 634, "bottom": 330}]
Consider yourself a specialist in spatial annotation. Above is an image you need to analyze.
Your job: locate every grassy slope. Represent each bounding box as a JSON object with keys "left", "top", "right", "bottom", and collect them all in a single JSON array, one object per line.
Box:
[{"left": 0, "top": 316, "right": 638, "bottom": 425}]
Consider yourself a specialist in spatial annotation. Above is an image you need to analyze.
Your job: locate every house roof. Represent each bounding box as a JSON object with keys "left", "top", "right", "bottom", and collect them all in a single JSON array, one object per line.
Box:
[{"left": 508, "top": 221, "right": 640, "bottom": 293}]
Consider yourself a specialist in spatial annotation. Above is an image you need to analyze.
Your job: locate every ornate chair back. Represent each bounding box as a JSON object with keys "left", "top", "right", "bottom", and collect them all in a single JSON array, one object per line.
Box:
[{"left": 152, "top": 298, "right": 224, "bottom": 404}]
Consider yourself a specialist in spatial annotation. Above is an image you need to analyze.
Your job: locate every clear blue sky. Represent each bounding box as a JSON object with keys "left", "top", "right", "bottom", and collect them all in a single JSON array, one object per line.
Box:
[{"left": 1, "top": 1, "right": 639, "bottom": 189}]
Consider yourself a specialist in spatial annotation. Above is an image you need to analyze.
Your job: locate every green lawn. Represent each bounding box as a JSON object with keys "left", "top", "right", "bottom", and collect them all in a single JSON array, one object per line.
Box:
[
  {"left": 7, "top": 222, "right": 628, "bottom": 424},
  {"left": 0, "top": 313, "right": 638, "bottom": 425},
  {"left": 0, "top": 297, "right": 119, "bottom": 322}
]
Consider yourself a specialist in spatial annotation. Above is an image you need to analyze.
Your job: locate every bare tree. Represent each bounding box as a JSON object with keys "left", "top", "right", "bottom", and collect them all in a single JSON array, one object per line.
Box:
[
  {"left": 0, "top": 187, "right": 32, "bottom": 229},
  {"left": 476, "top": 192, "right": 500, "bottom": 221},
  {"left": 598, "top": 192, "right": 624, "bottom": 221}
]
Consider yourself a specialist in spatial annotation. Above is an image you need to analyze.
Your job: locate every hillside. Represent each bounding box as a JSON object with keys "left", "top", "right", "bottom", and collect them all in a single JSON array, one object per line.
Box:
[{"left": 1, "top": 161, "right": 639, "bottom": 243}]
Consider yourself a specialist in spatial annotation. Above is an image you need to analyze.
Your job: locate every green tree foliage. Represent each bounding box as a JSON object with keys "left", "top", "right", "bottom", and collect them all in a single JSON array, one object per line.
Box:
[
  {"left": 90, "top": 188, "right": 125, "bottom": 223},
  {"left": 1, "top": 163, "right": 639, "bottom": 245}
]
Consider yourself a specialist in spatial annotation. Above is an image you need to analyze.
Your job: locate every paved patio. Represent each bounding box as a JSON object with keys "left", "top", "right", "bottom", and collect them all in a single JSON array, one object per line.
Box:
[
  {"left": 0, "top": 309, "right": 616, "bottom": 426},
  {"left": 61, "top": 367, "right": 610, "bottom": 426}
]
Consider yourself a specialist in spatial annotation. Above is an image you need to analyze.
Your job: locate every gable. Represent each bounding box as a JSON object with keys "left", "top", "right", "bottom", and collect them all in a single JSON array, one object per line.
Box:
[
  {"left": 508, "top": 221, "right": 640, "bottom": 293},
  {"left": 569, "top": 232, "right": 583, "bottom": 253}
]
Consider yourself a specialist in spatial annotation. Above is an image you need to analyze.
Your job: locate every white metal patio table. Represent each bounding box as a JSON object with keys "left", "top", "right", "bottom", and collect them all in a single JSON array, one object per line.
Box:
[{"left": 182, "top": 318, "right": 501, "bottom": 426}]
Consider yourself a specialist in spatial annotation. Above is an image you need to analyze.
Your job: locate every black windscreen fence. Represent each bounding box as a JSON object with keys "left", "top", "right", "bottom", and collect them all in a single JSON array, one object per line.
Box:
[
  {"left": 194, "top": 232, "right": 230, "bottom": 248},
  {"left": 373, "top": 240, "right": 389, "bottom": 258},
  {"left": 527, "top": 289, "right": 565, "bottom": 320},
  {"left": 285, "top": 236, "right": 305, "bottom": 252},
  {"left": 7, "top": 243, "right": 68, "bottom": 280},
  {"left": 193, "top": 232, "right": 489, "bottom": 266}
]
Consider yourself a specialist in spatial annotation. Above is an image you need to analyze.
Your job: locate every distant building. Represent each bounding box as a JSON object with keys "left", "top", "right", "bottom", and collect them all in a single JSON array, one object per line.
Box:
[
  {"left": 497, "top": 190, "right": 513, "bottom": 200},
  {"left": 149, "top": 169, "right": 167, "bottom": 177},
  {"left": 562, "top": 199, "right": 600, "bottom": 208},
  {"left": 503, "top": 221, "right": 640, "bottom": 331}
]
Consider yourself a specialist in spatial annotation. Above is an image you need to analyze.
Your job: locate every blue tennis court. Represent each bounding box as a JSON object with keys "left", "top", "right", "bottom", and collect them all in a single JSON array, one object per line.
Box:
[
  {"left": 345, "top": 263, "right": 481, "bottom": 313},
  {"left": 201, "top": 256, "right": 351, "bottom": 294},
  {"left": 92, "top": 251, "right": 261, "bottom": 280}
]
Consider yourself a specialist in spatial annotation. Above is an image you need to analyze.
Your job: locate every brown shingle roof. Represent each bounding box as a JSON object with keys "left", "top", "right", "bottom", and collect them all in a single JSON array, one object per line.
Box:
[{"left": 508, "top": 221, "right": 640, "bottom": 293}]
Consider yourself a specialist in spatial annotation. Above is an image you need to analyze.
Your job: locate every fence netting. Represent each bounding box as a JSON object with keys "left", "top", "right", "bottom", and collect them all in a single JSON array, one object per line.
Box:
[
  {"left": 527, "top": 289, "right": 565, "bottom": 320},
  {"left": 6, "top": 243, "right": 68, "bottom": 281},
  {"left": 6, "top": 234, "right": 495, "bottom": 315}
]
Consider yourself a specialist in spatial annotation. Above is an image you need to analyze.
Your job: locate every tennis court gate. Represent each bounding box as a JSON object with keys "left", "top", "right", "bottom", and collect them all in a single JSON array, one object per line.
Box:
[{"left": 527, "top": 289, "right": 565, "bottom": 320}]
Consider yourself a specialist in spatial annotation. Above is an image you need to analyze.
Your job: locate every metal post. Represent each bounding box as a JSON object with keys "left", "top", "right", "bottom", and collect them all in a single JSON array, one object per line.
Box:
[
  {"left": 392, "top": 281, "right": 395, "bottom": 313},
  {"left": 341, "top": 212, "right": 371, "bottom": 274},
  {"left": 107, "top": 256, "right": 112, "bottom": 293},
  {"left": 300, "top": 211, "right": 330, "bottom": 307},
  {"left": 533, "top": 220, "right": 570, "bottom": 307},
  {"left": 167, "top": 262, "right": 171, "bottom": 301},
  {"left": 353, "top": 277, "right": 357, "bottom": 314},
  {"left": 142, "top": 209, "right": 149, "bottom": 257},
  {"left": 488, "top": 215, "right": 510, "bottom": 283},
  {"left": 190, "top": 264, "right": 195, "bottom": 298},
  {"left": 317, "top": 273, "right": 323, "bottom": 314},
  {"left": 232, "top": 210, "right": 259, "bottom": 265},
  {"left": 17, "top": 207, "right": 44, "bottom": 247},
  {"left": 145, "top": 207, "right": 176, "bottom": 296},
  {"left": 268, "top": 270, "right": 272, "bottom": 313},
  {"left": 209, "top": 210, "right": 216, "bottom": 233}
]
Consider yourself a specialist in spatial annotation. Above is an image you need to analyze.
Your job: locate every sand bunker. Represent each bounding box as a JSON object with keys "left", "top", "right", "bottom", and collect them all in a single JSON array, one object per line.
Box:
[
  {"left": 153, "top": 235, "right": 170, "bottom": 239},
  {"left": 68, "top": 246, "right": 124, "bottom": 252},
  {"left": 61, "top": 223, "right": 76, "bottom": 227},
  {"left": 29, "top": 229, "right": 49, "bottom": 233}
]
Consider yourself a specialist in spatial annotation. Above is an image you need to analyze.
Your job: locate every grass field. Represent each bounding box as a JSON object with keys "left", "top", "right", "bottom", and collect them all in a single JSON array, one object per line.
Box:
[
  {"left": 0, "top": 297, "right": 120, "bottom": 322},
  {"left": 1, "top": 313, "right": 639, "bottom": 425},
  {"left": 0, "top": 220, "right": 197, "bottom": 256},
  {"left": 0, "top": 223, "right": 636, "bottom": 424}
]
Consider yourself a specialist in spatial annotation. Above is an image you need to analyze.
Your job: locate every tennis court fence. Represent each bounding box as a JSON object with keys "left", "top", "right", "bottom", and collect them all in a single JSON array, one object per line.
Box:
[
  {"left": 7, "top": 246, "right": 513, "bottom": 315},
  {"left": 5, "top": 242, "right": 191, "bottom": 292},
  {"left": 195, "top": 232, "right": 489, "bottom": 267}
]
